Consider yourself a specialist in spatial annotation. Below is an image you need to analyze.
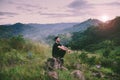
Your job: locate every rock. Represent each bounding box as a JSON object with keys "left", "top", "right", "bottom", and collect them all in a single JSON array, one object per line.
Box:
[
  {"left": 73, "top": 63, "right": 81, "bottom": 69},
  {"left": 45, "top": 58, "right": 55, "bottom": 71},
  {"left": 61, "top": 66, "right": 68, "bottom": 70},
  {"left": 96, "top": 64, "right": 101, "bottom": 69},
  {"left": 47, "top": 71, "right": 58, "bottom": 80},
  {"left": 45, "top": 58, "right": 61, "bottom": 71},
  {"left": 92, "top": 71, "right": 103, "bottom": 78},
  {"left": 45, "top": 58, "right": 68, "bottom": 71},
  {"left": 71, "top": 70, "right": 85, "bottom": 80}
]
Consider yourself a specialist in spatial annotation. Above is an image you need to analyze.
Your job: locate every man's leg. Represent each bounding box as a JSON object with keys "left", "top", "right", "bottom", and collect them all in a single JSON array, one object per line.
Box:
[
  {"left": 58, "top": 50, "right": 66, "bottom": 67},
  {"left": 59, "top": 58, "right": 68, "bottom": 70},
  {"left": 53, "top": 57, "right": 59, "bottom": 69},
  {"left": 59, "top": 50, "right": 66, "bottom": 58},
  {"left": 60, "top": 58, "right": 64, "bottom": 66}
]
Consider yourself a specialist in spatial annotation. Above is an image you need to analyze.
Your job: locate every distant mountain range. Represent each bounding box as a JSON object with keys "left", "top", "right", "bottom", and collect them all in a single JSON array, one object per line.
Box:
[
  {"left": 0, "top": 23, "right": 76, "bottom": 40},
  {"left": 68, "top": 16, "right": 120, "bottom": 50},
  {"left": 64, "top": 19, "right": 102, "bottom": 32},
  {"left": 0, "top": 18, "right": 103, "bottom": 41}
]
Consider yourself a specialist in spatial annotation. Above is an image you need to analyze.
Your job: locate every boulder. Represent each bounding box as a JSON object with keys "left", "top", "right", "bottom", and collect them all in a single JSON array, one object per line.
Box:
[
  {"left": 47, "top": 71, "right": 58, "bottom": 80},
  {"left": 73, "top": 63, "right": 81, "bottom": 69},
  {"left": 92, "top": 71, "right": 103, "bottom": 78},
  {"left": 71, "top": 70, "right": 85, "bottom": 80},
  {"left": 45, "top": 58, "right": 68, "bottom": 71},
  {"left": 45, "top": 58, "right": 55, "bottom": 71}
]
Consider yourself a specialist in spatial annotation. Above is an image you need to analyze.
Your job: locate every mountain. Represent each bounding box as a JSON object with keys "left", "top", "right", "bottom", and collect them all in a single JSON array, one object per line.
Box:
[
  {"left": 68, "top": 16, "right": 120, "bottom": 50},
  {"left": 0, "top": 18, "right": 105, "bottom": 42},
  {"left": 97, "top": 16, "right": 120, "bottom": 39},
  {"left": 0, "top": 23, "right": 28, "bottom": 38},
  {"left": 64, "top": 19, "right": 103, "bottom": 32},
  {"left": 0, "top": 22, "right": 77, "bottom": 41}
]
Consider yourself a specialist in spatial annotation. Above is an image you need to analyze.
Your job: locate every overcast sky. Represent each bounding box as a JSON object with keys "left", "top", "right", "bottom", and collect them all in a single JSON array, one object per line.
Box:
[{"left": 0, "top": 0, "right": 120, "bottom": 24}]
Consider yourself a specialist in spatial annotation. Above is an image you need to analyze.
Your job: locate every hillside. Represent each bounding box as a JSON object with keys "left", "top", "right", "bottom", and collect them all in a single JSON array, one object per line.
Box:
[
  {"left": 68, "top": 17, "right": 120, "bottom": 51},
  {"left": 0, "top": 34, "right": 120, "bottom": 80},
  {"left": 65, "top": 17, "right": 120, "bottom": 80},
  {"left": 26, "top": 23, "right": 77, "bottom": 40},
  {"left": 0, "top": 23, "right": 77, "bottom": 41},
  {"left": 64, "top": 19, "right": 102, "bottom": 32},
  {"left": 0, "top": 19, "right": 103, "bottom": 42},
  {"left": 0, "top": 23, "right": 26, "bottom": 38}
]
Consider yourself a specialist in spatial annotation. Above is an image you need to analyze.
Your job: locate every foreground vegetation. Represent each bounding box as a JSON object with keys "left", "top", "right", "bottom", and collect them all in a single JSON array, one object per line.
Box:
[
  {"left": 0, "top": 35, "right": 120, "bottom": 80},
  {"left": 66, "top": 17, "right": 120, "bottom": 80},
  {"left": 0, "top": 35, "right": 50, "bottom": 80}
]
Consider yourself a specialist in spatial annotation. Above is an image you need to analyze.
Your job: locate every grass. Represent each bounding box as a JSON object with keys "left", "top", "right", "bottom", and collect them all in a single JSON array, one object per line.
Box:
[
  {"left": 58, "top": 70, "right": 77, "bottom": 80},
  {"left": 0, "top": 37, "right": 120, "bottom": 80},
  {"left": 0, "top": 37, "right": 51, "bottom": 80}
]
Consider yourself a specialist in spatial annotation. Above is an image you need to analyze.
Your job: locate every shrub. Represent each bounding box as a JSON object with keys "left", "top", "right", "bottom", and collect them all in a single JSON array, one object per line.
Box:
[
  {"left": 100, "top": 57, "right": 113, "bottom": 68},
  {"left": 87, "top": 56, "right": 96, "bottom": 66},
  {"left": 103, "top": 48, "right": 111, "bottom": 58},
  {"left": 9, "top": 35, "right": 25, "bottom": 50},
  {"left": 0, "top": 49, "right": 25, "bottom": 67},
  {"left": 79, "top": 52, "right": 88, "bottom": 63},
  {"left": 112, "top": 57, "right": 120, "bottom": 74}
]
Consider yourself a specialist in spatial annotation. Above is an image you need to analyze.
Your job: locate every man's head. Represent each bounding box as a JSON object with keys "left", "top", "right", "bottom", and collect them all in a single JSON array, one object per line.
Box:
[{"left": 54, "top": 36, "right": 60, "bottom": 43}]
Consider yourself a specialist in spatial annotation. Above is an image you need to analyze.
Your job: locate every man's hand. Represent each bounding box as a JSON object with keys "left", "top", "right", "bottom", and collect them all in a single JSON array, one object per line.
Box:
[
  {"left": 58, "top": 45, "right": 72, "bottom": 54},
  {"left": 67, "top": 49, "right": 72, "bottom": 54}
]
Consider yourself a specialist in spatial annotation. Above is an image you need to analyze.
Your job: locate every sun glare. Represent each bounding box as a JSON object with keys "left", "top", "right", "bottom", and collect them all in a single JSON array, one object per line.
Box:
[{"left": 100, "top": 15, "right": 109, "bottom": 22}]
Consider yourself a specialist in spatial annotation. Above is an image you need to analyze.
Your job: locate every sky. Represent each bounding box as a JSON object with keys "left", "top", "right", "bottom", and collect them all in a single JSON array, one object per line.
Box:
[{"left": 0, "top": 0, "right": 120, "bottom": 24}]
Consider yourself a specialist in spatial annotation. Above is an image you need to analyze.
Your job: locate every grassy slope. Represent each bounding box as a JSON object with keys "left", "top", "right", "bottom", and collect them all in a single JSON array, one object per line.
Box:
[
  {"left": 0, "top": 37, "right": 120, "bottom": 80},
  {"left": 0, "top": 37, "right": 51, "bottom": 80}
]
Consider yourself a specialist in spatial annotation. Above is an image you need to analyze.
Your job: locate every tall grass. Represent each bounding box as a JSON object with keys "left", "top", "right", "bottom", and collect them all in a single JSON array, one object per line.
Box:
[
  {"left": 0, "top": 36, "right": 51, "bottom": 80},
  {"left": 0, "top": 36, "right": 119, "bottom": 80}
]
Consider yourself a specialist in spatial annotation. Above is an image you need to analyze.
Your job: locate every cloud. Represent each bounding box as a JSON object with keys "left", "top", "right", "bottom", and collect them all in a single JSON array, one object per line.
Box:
[
  {"left": 21, "top": 3, "right": 39, "bottom": 8},
  {"left": 66, "top": 0, "right": 94, "bottom": 17},
  {"left": 0, "top": 0, "right": 4, "bottom": 1},
  {"left": 106, "top": 2, "right": 120, "bottom": 6},
  {"left": 91, "top": 1, "right": 120, "bottom": 7},
  {"left": 0, "top": 18, "right": 6, "bottom": 20},
  {"left": 0, "top": 11, "right": 18, "bottom": 16},
  {"left": 12, "top": 1, "right": 40, "bottom": 9},
  {"left": 4, "top": 0, "right": 40, "bottom": 10},
  {"left": 0, "top": 0, "right": 6, "bottom": 2},
  {"left": 68, "top": 0, "right": 92, "bottom": 9},
  {"left": 16, "top": 6, "right": 32, "bottom": 12},
  {"left": 14, "top": 2, "right": 46, "bottom": 14},
  {"left": 0, "top": 0, "right": 119, "bottom": 24},
  {"left": 39, "top": 12, "right": 72, "bottom": 17},
  {"left": 66, "top": 0, "right": 120, "bottom": 19}
]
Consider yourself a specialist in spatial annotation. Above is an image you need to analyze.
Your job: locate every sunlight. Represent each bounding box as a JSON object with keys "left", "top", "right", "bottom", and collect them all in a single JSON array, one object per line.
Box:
[{"left": 100, "top": 15, "right": 110, "bottom": 22}]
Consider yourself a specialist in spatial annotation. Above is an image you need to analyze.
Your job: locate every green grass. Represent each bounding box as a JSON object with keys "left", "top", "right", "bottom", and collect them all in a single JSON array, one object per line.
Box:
[
  {"left": 0, "top": 37, "right": 51, "bottom": 80},
  {"left": 0, "top": 37, "right": 120, "bottom": 80},
  {"left": 58, "top": 70, "right": 77, "bottom": 80}
]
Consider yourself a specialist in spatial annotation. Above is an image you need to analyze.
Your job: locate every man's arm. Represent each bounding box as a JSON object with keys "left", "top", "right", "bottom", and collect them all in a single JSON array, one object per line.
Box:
[{"left": 58, "top": 45, "right": 71, "bottom": 53}]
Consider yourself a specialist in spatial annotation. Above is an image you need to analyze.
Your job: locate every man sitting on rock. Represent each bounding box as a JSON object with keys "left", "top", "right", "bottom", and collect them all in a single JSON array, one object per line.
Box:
[{"left": 52, "top": 36, "right": 70, "bottom": 70}]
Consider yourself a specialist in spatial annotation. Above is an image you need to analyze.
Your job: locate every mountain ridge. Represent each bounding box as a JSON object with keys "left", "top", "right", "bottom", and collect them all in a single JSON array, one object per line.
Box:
[
  {"left": 0, "top": 18, "right": 112, "bottom": 42},
  {"left": 64, "top": 18, "right": 103, "bottom": 32}
]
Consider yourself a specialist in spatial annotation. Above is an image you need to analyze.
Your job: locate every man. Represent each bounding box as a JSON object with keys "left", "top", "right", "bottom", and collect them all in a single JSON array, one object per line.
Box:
[{"left": 52, "top": 36, "right": 70, "bottom": 69}]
